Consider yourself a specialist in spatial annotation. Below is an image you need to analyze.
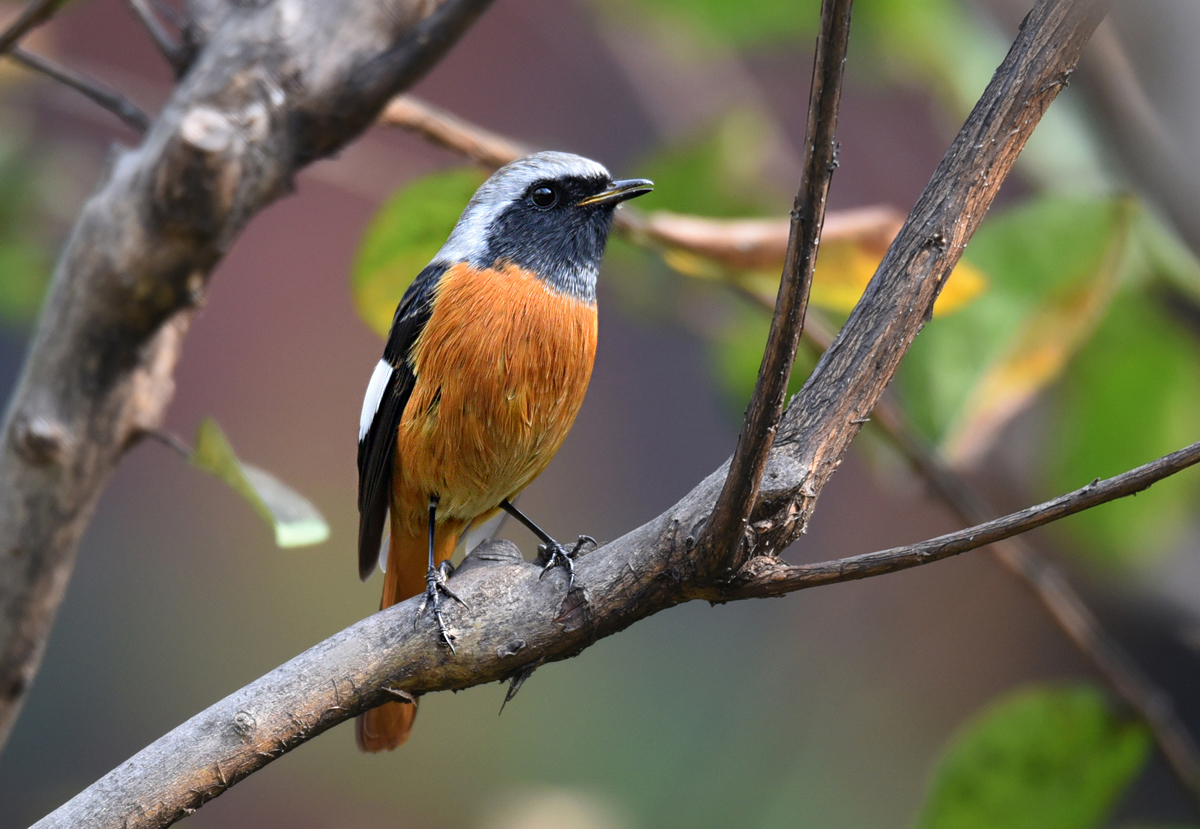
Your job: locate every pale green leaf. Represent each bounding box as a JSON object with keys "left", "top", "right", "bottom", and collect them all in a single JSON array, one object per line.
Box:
[
  {"left": 190, "top": 418, "right": 329, "bottom": 548},
  {"left": 915, "top": 685, "right": 1151, "bottom": 829}
]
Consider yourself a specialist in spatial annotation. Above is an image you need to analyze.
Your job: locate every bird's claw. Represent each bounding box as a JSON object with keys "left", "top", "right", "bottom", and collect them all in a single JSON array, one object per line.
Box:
[
  {"left": 538, "top": 534, "right": 594, "bottom": 591},
  {"left": 415, "top": 560, "right": 468, "bottom": 652}
]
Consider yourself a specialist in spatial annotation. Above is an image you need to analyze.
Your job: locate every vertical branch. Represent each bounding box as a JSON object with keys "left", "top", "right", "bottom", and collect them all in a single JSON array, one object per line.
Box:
[{"left": 701, "top": 0, "right": 853, "bottom": 574}]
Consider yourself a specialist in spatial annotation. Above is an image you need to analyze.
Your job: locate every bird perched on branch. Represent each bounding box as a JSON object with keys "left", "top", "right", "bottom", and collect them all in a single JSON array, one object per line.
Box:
[{"left": 355, "top": 151, "right": 653, "bottom": 751}]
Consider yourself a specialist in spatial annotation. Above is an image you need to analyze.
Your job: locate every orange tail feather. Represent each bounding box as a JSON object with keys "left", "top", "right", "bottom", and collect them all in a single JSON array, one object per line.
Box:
[{"left": 355, "top": 513, "right": 463, "bottom": 752}]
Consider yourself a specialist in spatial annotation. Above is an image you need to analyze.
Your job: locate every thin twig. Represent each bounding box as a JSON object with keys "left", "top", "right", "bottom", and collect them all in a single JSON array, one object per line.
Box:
[
  {"left": 716, "top": 437, "right": 1200, "bottom": 597},
  {"left": 143, "top": 429, "right": 192, "bottom": 460},
  {"left": 122, "top": 0, "right": 187, "bottom": 75},
  {"left": 703, "top": 0, "right": 854, "bottom": 574},
  {"left": 8, "top": 48, "right": 151, "bottom": 132},
  {"left": 0, "top": 0, "right": 62, "bottom": 56},
  {"left": 379, "top": 95, "right": 526, "bottom": 169}
]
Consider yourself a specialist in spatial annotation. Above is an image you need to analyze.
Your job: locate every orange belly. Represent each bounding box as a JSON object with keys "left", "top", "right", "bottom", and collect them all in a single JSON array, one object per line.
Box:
[{"left": 391, "top": 262, "right": 598, "bottom": 536}]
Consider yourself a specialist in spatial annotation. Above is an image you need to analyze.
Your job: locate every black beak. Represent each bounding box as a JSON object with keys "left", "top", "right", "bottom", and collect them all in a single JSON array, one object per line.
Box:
[{"left": 576, "top": 178, "right": 654, "bottom": 207}]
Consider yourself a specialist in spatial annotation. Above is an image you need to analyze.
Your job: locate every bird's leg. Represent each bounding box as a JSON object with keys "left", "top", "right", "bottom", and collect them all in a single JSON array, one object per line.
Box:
[
  {"left": 500, "top": 499, "right": 594, "bottom": 591},
  {"left": 416, "top": 494, "right": 467, "bottom": 651}
]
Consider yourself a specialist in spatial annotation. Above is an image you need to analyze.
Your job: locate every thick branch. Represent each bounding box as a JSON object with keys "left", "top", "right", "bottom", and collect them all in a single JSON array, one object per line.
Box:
[
  {"left": 703, "top": 0, "right": 852, "bottom": 575},
  {"left": 32, "top": 1, "right": 1109, "bottom": 825},
  {"left": 8, "top": 47, "right": 151, "bottom": 132},
  {"left": 0, "top": 0, "right": 493, "bottom": 750}
]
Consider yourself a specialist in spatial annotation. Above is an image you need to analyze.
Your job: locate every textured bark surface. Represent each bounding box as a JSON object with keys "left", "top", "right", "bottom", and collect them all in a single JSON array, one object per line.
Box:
[
  {"left": 30, "top": 1, "right": 1109, "bottom": 826},
  {"left": 0, "top": 0, "right": 493, "bottom": 749}
]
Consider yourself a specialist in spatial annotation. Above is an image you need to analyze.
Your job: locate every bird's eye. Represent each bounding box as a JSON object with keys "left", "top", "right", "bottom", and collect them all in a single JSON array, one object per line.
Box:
[{"left": 530, "top": 185, "right": 558, "bottom": 208}]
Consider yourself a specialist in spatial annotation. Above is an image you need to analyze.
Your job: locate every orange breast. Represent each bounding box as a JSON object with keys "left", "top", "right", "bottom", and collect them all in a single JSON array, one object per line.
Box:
[{"left": 391, "top": 262, "right": 598, "bottom": 535}]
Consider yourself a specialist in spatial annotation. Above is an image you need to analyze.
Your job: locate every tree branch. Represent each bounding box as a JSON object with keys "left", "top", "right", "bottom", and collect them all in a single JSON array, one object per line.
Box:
[
  {"left": 122, "top": 0, "right": 188, "bottom": 75},
  {"left": 714, "top": 438, "right": 1200, "bottom": 598},
  {"left": 0, "top": 0, "right": 63, "bottom": 56},
  {"left": 29, "top": 0, "right": 1109, "bottom": 824},
  {"left": 0, "top": 0, "right": 494, "bottom": 751},
  {"left": 380, "top": 93, "right": 905, "bottom": 266},
  {"left": 702, "top": 0, "right": 852, "bottom": 575},
  {"left": 8, "top": 47, "right": 151, "bottom": 132},
  {"left": 36, "top": 412, "right": 1194, "bottom": 829}
]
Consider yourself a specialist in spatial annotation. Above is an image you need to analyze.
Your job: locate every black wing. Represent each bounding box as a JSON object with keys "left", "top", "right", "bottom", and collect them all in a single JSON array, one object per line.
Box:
[{"left": 356, "top": 262, "right": 446, "bottom": 580}]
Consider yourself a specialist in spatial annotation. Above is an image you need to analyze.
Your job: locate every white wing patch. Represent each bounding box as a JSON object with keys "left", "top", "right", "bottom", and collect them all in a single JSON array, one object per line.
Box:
[
  {"left": 377, "top": 518, "right": 390, "bottom": 573},
  {"left": 359, "top": 359, "right": 392, "bottom": 441}
]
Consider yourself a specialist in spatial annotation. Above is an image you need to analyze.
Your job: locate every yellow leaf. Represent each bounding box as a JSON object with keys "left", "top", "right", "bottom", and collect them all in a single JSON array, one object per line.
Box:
[{"left": 809, "top": 238, "right": 987, "bottom": 317}]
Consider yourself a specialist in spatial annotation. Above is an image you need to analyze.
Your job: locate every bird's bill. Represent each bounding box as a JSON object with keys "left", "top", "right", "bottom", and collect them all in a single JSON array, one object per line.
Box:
[{"left": 576, "top": 178, "right": 655, "bottom": 207}]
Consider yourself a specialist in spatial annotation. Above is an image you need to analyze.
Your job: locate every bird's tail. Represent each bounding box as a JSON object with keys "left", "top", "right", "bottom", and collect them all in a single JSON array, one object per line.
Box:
[{"left": 356, "top": 513, "right": 462, "bottom": 752}]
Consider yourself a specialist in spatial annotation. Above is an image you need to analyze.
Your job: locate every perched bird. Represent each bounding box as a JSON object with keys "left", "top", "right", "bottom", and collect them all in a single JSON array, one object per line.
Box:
[{"left": 355, "top": 151, "right": 652, "bottom": 751}]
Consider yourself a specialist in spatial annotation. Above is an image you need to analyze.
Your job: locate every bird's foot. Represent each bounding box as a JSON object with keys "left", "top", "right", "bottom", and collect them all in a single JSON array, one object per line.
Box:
[
  {"left": 415, "top": 560, "right": 469, "bottom": 652},
  {"left": 537, "top": 535, "right": 594, "bottom": 591}
]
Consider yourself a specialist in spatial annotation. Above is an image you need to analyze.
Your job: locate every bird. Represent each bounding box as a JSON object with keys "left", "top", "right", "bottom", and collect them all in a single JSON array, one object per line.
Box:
[{"left": 354, "top": 151, "right": 653, "bottom": 752}]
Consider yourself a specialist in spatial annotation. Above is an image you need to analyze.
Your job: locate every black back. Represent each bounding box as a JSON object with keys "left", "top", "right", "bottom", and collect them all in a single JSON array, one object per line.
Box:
[{"left": 356, "top": 262, "right": 445, "bottom": 580}]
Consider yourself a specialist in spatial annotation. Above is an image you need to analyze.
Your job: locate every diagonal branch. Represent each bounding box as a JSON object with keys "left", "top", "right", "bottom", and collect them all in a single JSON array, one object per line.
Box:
[
  {"left": 8, "top": 47, "right": 151, "bottom": 132},
  {"left": 122, "top": 0, "right": 188, "bottom": 75},
  {"left": 716, "top": 438, "right": 1200, "bottom": 598},
  {"left": 0, "top": 0, "right": 63, "bottom": 56},
  {"left": 30, "top": 1, "right": 1110, "bottom": 825},
  {"left": 701, "top": 0, "right": 853, "bottom": 576},
  {"left": 0, "top": 0, "right": 495, "bottom": 753}
]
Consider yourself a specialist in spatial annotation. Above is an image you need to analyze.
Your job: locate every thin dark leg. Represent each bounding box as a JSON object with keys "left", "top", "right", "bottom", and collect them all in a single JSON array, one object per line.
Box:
[
  {"left": 416, "top": 494, "right": 467, "bottom": 651},
  {"left": 499, "top": 499, "right": 594, "bottom": 590}
]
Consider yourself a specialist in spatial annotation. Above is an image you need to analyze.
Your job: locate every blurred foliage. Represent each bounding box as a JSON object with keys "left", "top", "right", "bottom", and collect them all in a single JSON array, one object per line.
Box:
[
  {"left": 636, "top": 108, "right": 787, "bottom": 217},
  {"left": 190, "top": 418, "right": 330, "bottom": 548},
  {"left": 899, "top": 197, "right": 1132, "bottom": 454},
  {"left": 1047, "top": 293, "right": 1200, "bottom": 566},
  {"left": 914, "top": 685, "right": 1151, "bottom": 829}
]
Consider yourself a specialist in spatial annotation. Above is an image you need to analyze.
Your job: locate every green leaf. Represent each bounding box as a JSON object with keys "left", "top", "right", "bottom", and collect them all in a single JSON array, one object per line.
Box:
[
  {"left": 352, "top": 166, "right": 487, "bottom": 338},
  {"left": 190, "top": 418, "right": 329, "bottom": 548},
  {"left": 898, "top": 197, "right": 1131, "bottom": 445},
  {"left": 1047, "top": 292, "right": 1200, "bottom": 567},
  {"left": 915, "top": 685, "right": 1151, "bottom": 829}
]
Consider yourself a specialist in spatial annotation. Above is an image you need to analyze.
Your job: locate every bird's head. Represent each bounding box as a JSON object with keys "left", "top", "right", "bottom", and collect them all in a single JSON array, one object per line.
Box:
[{"left": 433, "top": 151, "right": 653, "bottom": 302}]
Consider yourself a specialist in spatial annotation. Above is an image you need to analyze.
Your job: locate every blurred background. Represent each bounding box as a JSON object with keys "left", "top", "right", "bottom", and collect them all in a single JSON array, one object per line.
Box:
[{"left": 2, "top": 0, "right": 1200, "bottom": 826}]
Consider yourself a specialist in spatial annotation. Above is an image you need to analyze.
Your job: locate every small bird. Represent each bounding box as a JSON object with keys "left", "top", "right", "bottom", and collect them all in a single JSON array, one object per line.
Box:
[{"left": 355, "top": 151, "right": 652, "bottom": 751}]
